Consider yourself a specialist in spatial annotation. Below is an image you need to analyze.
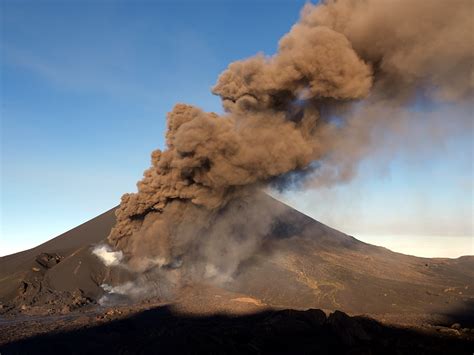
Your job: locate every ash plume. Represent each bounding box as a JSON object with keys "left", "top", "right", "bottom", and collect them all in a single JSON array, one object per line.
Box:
[{"left": 107, "top": 0, "right": 473, "bottom": 281}]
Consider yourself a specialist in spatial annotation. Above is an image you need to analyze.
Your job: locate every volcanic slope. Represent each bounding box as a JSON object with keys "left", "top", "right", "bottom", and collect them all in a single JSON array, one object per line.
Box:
[
  {"left": 0, "top": 208, "right": 117, "bottom": 310},
  {"left": 0, "top": 195, "right": 472, "bottom": 322}
]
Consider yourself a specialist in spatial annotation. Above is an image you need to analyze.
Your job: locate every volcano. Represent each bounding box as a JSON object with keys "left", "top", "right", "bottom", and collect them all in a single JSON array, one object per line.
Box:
[
  {"left": 1, "top": 195, "right": 473, "bottom": 353},
  {"left": 2, "top": 0, "right": 473, "bottom": 352}
]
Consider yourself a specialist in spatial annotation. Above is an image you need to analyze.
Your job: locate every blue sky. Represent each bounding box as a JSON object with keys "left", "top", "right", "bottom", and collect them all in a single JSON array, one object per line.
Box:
[{"left": 1, "top": 0, "right": 472, "bottom": 257}]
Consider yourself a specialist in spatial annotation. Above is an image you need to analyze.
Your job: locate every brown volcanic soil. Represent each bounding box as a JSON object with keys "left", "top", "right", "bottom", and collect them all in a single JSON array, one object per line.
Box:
[
  {"left": 231, "top": 206, "right": 474, "bottom": 320},
  {"left": 1, "top": 299, "right": 473, "bottom": 354},
  {"left": 0, "top": 196, "right": 473, "bottom": 352}
]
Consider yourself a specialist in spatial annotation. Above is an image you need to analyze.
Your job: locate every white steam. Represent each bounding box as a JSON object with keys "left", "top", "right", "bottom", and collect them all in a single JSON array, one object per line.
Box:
[{"left": 92, "top": 244, "right": 123, "bottom": 266}]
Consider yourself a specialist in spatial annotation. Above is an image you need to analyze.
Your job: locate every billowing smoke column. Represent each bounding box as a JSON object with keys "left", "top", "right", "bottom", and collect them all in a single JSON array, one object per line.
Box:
[{"left": 108, "top": 0, "right": 473, "bottom": 278}]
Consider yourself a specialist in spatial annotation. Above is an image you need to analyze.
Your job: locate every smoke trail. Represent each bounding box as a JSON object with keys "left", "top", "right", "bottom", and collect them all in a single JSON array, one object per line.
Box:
[{"left": 107, "top": 0, "right": 473, "bottom": 280}]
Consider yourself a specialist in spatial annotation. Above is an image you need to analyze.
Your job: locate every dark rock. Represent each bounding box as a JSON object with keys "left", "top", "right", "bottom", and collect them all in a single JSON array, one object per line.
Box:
[
  {"left": 451, "top": 323, "right": 461, "bottom": 330},
  {"left": 265, "top": 310, "right": 314, "bottom": 336},
  {"left": 301, "top": 308, "right": 327, "bottom": 328},
  {"left": 35, "top": 253, "right": 63, "bottom": 269},
  {"left": 327, "top": 310, "right": 371, "bottom": 346},
  {"left": 19, "top": 281, "right": 28, "bottom": 294},
  {"left": 439, "top": 327, "right": 459, "bottom": 336}
]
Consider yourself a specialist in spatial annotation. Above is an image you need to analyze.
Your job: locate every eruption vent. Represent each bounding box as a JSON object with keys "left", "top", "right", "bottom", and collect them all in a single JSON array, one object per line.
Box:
[{"left": 108, "top": 0, "right": 473, "bottom": 278}]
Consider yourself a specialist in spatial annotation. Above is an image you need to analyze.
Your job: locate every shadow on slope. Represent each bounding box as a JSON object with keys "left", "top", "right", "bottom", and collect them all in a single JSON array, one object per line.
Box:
[
  {"left": 439, "top": 299, "right": 474, "bottom": 328},
  {"left": 1, "top": 306, "right": 472, "bottom": 355}
]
